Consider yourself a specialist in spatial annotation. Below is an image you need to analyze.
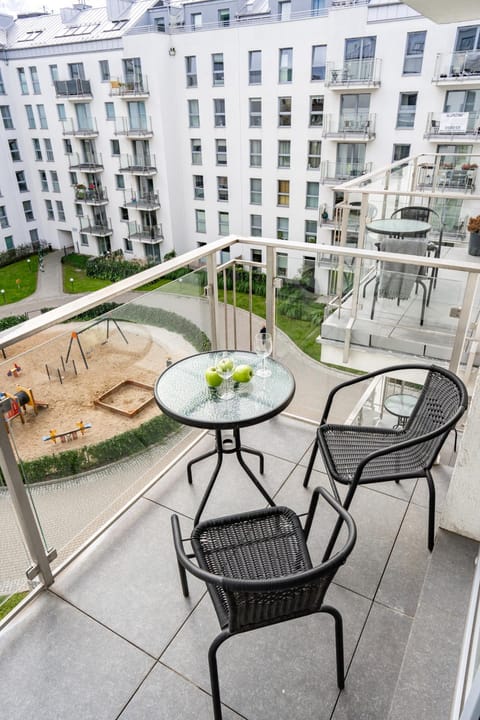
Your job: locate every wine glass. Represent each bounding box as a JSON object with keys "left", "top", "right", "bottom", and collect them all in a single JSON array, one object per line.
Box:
[
  {"left": 254, "top": 332, "right": 272, "bottom": 377},
  {"left": 216, "top": 351, "right": 235, "bottom": 400}
]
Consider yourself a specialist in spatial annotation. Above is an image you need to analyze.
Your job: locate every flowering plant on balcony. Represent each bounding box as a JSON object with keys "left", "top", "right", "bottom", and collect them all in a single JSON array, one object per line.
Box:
[
  {"left": 467, "top": 215, "right": 480, "bottom": 233},
  {"left": 461, "top": 163, "right": 478, "bottom": 171}
]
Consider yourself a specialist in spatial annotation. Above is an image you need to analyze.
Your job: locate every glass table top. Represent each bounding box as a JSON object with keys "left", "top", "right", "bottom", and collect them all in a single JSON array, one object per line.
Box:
[
  {"left": 384, "top": 393, "right": 418, "bottom": 418},
  {"left": 154, "top": 350, "right": 295, "bottom": 430},
  {"left": 366, "top": 219, "right": 431, "bottom": 237}
]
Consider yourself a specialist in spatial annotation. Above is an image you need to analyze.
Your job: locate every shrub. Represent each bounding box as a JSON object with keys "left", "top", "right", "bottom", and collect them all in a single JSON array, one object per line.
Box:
[
  {"left": 0, "top": 314, "right": 28, "bottom": 331},
  {"left": 467, "top": 216, "right": 480, "bottom": 233}
]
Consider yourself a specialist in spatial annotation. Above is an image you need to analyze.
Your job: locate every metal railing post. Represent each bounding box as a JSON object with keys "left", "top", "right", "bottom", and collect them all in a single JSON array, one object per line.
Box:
[
  {"left": 450, "top": 272, "right": 479, "bottom": 374},
  {"left": 0, "top": 420, "right": 55, "bottom": 586},
  {"left": 206, "top": 252, "right": 219, "bottom": 351},
  {"left": 265, "top": 245, "right": 276, "bottom": 346}
]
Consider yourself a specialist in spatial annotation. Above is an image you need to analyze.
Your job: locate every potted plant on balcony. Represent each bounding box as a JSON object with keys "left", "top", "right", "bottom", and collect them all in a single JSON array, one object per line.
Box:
[
  {"left": 75, "top": 183, "right": 86, "bottom": 200},
  {"left": 467, "top": 215, "right": 480, "bottom": 255}
]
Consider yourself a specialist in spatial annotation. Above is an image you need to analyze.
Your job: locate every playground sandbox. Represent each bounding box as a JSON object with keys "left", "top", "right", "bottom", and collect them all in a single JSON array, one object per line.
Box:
[{"left": 0, "top": 322, "right": 195, "bottom": 463}]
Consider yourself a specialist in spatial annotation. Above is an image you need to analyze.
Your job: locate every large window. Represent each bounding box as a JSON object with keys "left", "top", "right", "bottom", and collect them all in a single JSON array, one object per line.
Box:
[
  {"left": 306, "top": 181, "right": 319, "bottom": 209},
  {"left": 195, "top": 208, "right": 206, "bottom": 232},
  {"left": 216, "top": 138, "right": 227, "bottom": 165},
  {"left": 249, "top": 50, "right": 262, "bottom": 84},
  {"left": 191, "top": 138, "right": 202, "bottom": 165},
  {"left": 212, "top": 54, "right": 224, "bottom": 86},
  {"left": 392, "top": 144, "right": 411, "bottom": 162},
  {"left": 403, "top": 31, "right": 426, "bottom": 75},
  {"left": 278, "top": 97, "right": 292, "bottom": 126},
  {"left": 279, "top": 48, "right": 293, "bottom": 83},
  {"left": 396, "top": 92, "right": 417, "bottom": 128},
  {"left": 311, "top": 45, "right": 326, "bottom": 81},
  {"left": 250, "top": 178, "right": 262, "bottom": 204},
  {"left": 186, "top": 56, "right": 197, "bottom": 87},
  {"left": 340, "top": 93, "right": 370, "bottom": 129},
  {"left": 444, "top": 89, "right": 480, "bottom": 113},
  {"left": 250, "top": 139, "right": 262, "bottom": 167},
  {"left": 249, "top": 98, "right": 262, "bottom": 127},
  {"left": 278, "top": 140, "right": 291, "bottom": 168},
  {"left": 344, "top": 36, "right": 376, "bottom": 81},
  {"left": 214, "top": 98, "right": 226, "bottom": 127},
  {"left": 191, "top": 12, "right": 202, "bottom": 30},
  {"left": 307, "top": 140, "right": 321, "bottom": 169},
  {"left": 218, "top": 8, "right": 230, "bottom": 26},
  {"left": 455, "top": 26, "right": 480, "bottom": 52},
  {"left": 309, "top": 96, "right": 324, "bottom": 127},
  {"left": 188, "top": 99, "right": 200, "bottom": 128}
]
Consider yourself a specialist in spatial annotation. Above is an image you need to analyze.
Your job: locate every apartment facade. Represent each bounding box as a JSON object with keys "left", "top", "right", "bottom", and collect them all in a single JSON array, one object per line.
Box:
[{"left": 0, "top": 0, "right": 479, "bottom": 273}]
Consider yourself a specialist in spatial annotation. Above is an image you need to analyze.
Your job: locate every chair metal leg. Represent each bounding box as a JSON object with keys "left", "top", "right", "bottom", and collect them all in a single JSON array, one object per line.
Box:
[
  {"left": 177, "top": 559, "right": 189, "bottom": 597},
  {"left": 425, "top": 469, "right": 436, "bottom": 551},
  {"left": 208, "top": 630, "right": 231, "bottom": 720},
  {"left": 303, "top": 442, "right": 318, "bottom": 488},
  {"left": 319, "top": 605, "right": 345, "bottom": 689}
]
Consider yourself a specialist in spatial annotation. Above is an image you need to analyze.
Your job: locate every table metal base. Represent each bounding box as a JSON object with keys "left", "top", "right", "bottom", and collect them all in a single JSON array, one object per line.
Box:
[{"left": 187, "top": 427, "right": 274, "bottom": 526}]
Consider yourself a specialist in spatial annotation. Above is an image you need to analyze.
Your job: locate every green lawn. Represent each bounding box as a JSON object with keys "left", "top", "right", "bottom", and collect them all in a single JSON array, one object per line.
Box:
[
  {"left": 0, "top": 257, "right": 39, "bottom": 303},
  {"left": 0, "top": 592, "right": 28, "bottom": 621},
  {"left": 62, "top": 263, "right": 112, "bottom": 293}
]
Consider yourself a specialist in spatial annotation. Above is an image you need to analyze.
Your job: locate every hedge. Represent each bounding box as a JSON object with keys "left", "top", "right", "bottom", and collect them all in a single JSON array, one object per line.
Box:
[{"left": 0, "top": 314, "right": 28, "bottom": 332}]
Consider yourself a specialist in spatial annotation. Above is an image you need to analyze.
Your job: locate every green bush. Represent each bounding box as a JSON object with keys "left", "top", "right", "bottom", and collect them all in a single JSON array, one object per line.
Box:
[
  {"left": 61, "top": 253, "right": 90, "bottom": 270},
  {"left": 117, "top": 304, "right": 210, "bottom": 351},
  {"left": 86, "top": 256, "right": 148, "bottom": 282},
  {"left": 0, "top": 314, "right": 29, "bottom": 331}
]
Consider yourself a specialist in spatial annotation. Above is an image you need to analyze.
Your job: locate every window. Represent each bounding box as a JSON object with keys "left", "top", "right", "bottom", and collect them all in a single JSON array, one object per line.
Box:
[
  {"left": 217, "top": 176, "right": 228, "bottom": 201},
  {"left": 249, "top": 98, "right": 262, "bottom": 127},
  {"left": 57, "top": 104, "right": 66, "bottom": 121},
  {"left": 251, "top": 248, "right": 262, "bottom": 265},
  {"left": 309, "top": 96, "right": 324, "bottom": 126},
  {"left": 1, "top": 106, "right": 14, "bottom": 129},
  {"left": 105, "top": 102, "right": 115, "bottom": 121},
  {"left": 276, "top": 251, "right": 288, "bottom": 277},
  {"left": 8, "top": 139, "right": 21, "bottom": 162},
  {"left": 306, "top": 181, "right": 319, "bottom": 209},
  {"left": 311, "top": 45, "right": 326, "bottom": 81},
  {"left": 345, "top": 36, "right": 376, "bottom": 61},
  {"left": 193, "top": 175, "right": 204, "bottom": 200},
  {"left": 191, "top": 138, "right": 202, "bottom": 165},
  {"left": 115, "top": 174, "right": 125, "bottom": 189},
  {"left": 37, "top": 104, "right": 47, "bottom": 129},
  {"left": 393, "top": 144, "right": 411, "bottom": 162},
  {"left": 455, "top": 26, "right": 480, "bottom": 52},
  {"left": 99, "top": 60, "right": 110, "bottom": 81},
  {"left": 23, "top": 200, "right": 34, "bottom": 221},
  {"left": 4, "top": 235, "right": 14, "bottom": 250},
  {"left": 120, "top": 207, "right": 129, "bottom": 221},
  {"left": 397, "top": 92, "right": 417, "bottom": 128},
  {"left": 56, "top": 200, "right": 65, "bottom": 221},
  {"left": 336, "top": 142, "right": 366, "bottom": 178},
  {"left": 188, "top": 99, "right": 200, "bottom": 127},
  {"left": 277, "top": 180, "right": 290, "bottom": 206},
  {"left": 155, "top": 17, "right": 166, "bottom": 32},
  {"left": 214, "top": 98, "right": 226, "bottom": 127},
  {"left": 111, "top": 139, "right": 120, "bottom": 156},
  {"left": 307, "top": 140, "right": 322, "bottom": 169},
  {"left": 64, "top": 139, "right": 73, "bottom": 154},
  {"left": 279, "top": 1, "right": 291, "bottom": 21},
  {"left": 50, "top": 171, "right": 60, "bottom": 192},
  {"left": 278, "top": 97, "right": 292, "bottom": 126},
  {"left": 249, "top": 50, "right": 262, "bottom": 84},
  {"left": 218, "top": 8, "right": 230, "bottom": 26},
  {"left": 216, "top": 139, "right": 227, "bottom": 165},
  {"left": 49, "top": 64, "right": 59, "bottom": 82},
  {"left": 69, "top": 172, "right": 78, "bottom": 186},
  {"left": 33, "top": 138, "right": 43, "bottom": 161},
  {"left": 278, "top": 140, "right": 291, "bottom": 168},
  {"left": 250, "top": 214, "right": 262, "bottom": 237},
  {"left": 305, "top": 220, "right": 318, "bottom": 243},
  {"left": 18, "top": 67, "right": 29, "bottom": 94},
  {"left": 250, "top": 139, "right": 262, "bottom": 167},
  {"left": 124, "top": 237, "right": 133, "bottom": 253},
  {"left": 44, "top": 138, "right": 54, "bottom": 161},
  {"left": 218, "top": 211, "right": 229, "bottom": 235},
  {"left": 340, "top": 93, "right": 370, "bottom": 129},
  {"left": 29, "top": 66, "right": 40, "bottom": 93},
  {"left": 16, "top": 171, "right": 28, "bottom": 192},
  {"left": 0, "top": 69, "right": 4, "bottom": 94},
  {"left": 191, "top": 13, "right": 202, "bottom": 31},
  {"left": 185, "top": 56, "right": 197, "bottom": 87},
  {"left": 195, "top": 208, "right": 206, "bottom": 233},
  {"left": 250, "top": 178, "right": 262, "bottom": 204},
  {"left": 29, "top": 229, "right": 39, "bottom": 246},
  {"left": 80, "top": 233, "right": 89, "bottom": 247},
  {"left": 39, "top": 170, "right": 49, "bottom": 191},
  {"left": 277, "top": 219, "right": 289, "bottom": 241},
  {"left": 127, "top": 101, "right": 147, "bottom": 131},
  {"left": 0, "top": 206, "right": 9, "bottom": 228},
  {"left": 212, "top": 53, "right": 224, "bottom": 86},
  {"left": 279, "top": 48, "right": 293, "bottom": 83},
  {"left": 403, "top": 31, "right": 426, "bottom": 75},
  {"left": 68, "top": 63, "right": 85, "bottom": 80},
  {"left": 45, "top": 199, "right": 54, "bottom": 220}
]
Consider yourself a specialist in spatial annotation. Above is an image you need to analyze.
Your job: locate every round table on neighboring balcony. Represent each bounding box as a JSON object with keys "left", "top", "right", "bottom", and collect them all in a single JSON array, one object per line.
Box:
[
  {"left": 366, "top": 219, "right": 431, "bottom": 238},
  {"left": 383, "top": 392, "right": 418, "bottom": 430}
]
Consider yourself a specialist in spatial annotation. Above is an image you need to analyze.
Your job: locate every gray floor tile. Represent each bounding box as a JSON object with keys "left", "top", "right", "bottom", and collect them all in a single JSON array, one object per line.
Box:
[
  {"left": 119, "top": 661, "right": 242, "bottom": 719},
  {"left": 240, "top": 414, "right": 317, "bottom": 464},
  {"left": 52, "top": 498, "right": 205, "bottom": 657},
  {"left": 0, "top": 592, "right": 153, "bottom": 720}
]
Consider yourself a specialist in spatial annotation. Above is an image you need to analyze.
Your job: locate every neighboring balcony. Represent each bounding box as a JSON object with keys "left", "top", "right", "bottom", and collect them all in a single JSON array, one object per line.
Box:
[
  {"left": 127, "top": 220, "right": 163, "bottom": 242},
  {"left": 79, "top": 215, "right": 113, "bottom": 236},
  {"left": 53, "top": 79, "right": 92, "bottom": 100},
  {"left": 323, "top": 113, "right": 376, "bottom": 140},
  {"left": 415, "top": 159, "right": 478, "bottom": 194},
  {"left": 74, "top": 185, "right": 108, "bottom": 204},
  {"left": 424, "top": 112, "right": 480, "bottom": 141},
  {"left": 62, "top": 118, "right": 99, "bottom": 138},
  {"left": 119, "top": 154, "right": 157, "bottom": 175},
  {"left": 122, "top": 189, "right": 160, "bottom": 210},
  {"left": 325, "top": 58, "right": 382, "bottom": 88},
  {"left": 69, "top": 152, "right": 103, "bottom": 172},
  {"left": 114, "top": 117, "right": 153, "bottom": 139},
  {"left": 320, "top": 160, "right": 373, "bottom": 183},
  {"left": 109, "top": 77, "right": 150, "bottom": 98},
  {"left": 433, "top": 51, "right": 480, "bottom": 85}
]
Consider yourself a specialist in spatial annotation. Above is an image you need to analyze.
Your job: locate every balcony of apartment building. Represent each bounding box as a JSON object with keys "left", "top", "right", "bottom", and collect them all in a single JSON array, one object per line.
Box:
[
  {"left": 119, "top": 153, "right": 157, "bottom": 175},
  {"left": 415, "top": 152, "right": 479, "bottom": 194},
  {"left": 69, "top": 152, "right": 104, "bottom": 172},
  {"left": 62, "top": 117, "right": 99, "bottom": 139},
  {"left": 433, "top": 51, "right": 480, "bottom": 86},
  {"left": 53, "top": 78, "right": 92, "bottom": 101},
  {"left": 323, "top": 113, "right": 376, "bottom": 140},
  {"left": 424, "top": 112, "right": 480, "bottom": 143},
  {"left": 114, "top": 117, "right": 154, "bottom": 139},
  {"left": 109, "top": 77, "right": 150, "bottom": 99},
  {"left": 0, "top": 211, "right": 479, "bottom": 719},
  {"left": 325, "top": 58, "right": 382, "bottom": 89},
  {"left": 127, "top": 220, "right": 163, "bottom": 242},
  {"left": 74, "top": 184, "right": 108, "bottom": 205},
  {"left": 122, "top": 188, "right": 160, "bottom": 210},
  {"left": 320, "top": 160, "right": 373, "bottom": 183},
  {"left": 79, "top": 213, "right": 113, "bottom": 236}
]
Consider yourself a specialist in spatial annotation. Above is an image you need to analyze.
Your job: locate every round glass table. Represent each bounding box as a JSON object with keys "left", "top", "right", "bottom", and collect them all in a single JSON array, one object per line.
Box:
[
  {"left": 383, "top": 393, "right": 418, "bottom": 429},
  {"left": 154, "top": 350, "right": 295, "bottom": 524},
  {"left": 366, "top": 219, "right": 431, "bottom": 238}
]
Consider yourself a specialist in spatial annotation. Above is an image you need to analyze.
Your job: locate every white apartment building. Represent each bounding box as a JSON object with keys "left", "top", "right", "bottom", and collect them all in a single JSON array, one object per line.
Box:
[{"left": 0, "top": 0, "right": 479, "bottom": 280}]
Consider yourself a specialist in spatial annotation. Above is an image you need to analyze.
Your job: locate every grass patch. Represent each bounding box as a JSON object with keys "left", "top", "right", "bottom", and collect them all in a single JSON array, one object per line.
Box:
[
  {"left": 0, "top": 592, "right": 28, "bottom": 621},
  {"left": 0, "top": 257, "right": 38, "bottom": 303},
  {"left": 62, "top": 264, "right": 112, "bottom": 293}
]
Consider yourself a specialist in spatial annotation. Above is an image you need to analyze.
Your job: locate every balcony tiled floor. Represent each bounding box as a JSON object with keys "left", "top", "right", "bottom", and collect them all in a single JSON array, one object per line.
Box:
[{"left": 0, "top": 414, "right": 477, "bottom": 720}]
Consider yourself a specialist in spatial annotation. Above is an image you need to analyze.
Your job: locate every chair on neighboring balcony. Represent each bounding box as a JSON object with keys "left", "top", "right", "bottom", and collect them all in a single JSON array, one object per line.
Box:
[
  {"left": 171, "top": 487, "right": 357, "bottom": 720},
  {"left": 391, "top": 205, "right": 444, "bottom": 290},
  {"left": 303, "top": 363, "right": 468, "bottom": 556}
]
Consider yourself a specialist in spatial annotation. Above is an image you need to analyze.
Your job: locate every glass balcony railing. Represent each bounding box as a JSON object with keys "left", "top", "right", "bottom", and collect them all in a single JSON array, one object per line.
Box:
[
  {"left": 62, "top": 117, "right": 99, "bottom": 137},
  {"left": 114, "top": 117, "right": 153, "bottom": 137}
]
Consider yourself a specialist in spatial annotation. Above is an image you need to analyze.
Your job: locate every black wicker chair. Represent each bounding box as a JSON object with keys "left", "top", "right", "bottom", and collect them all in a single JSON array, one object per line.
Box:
[
  {"left": 391, "top": 206, "right": 445, "bottom": 292},
  {"left": 172, "top": 487, "right": 356, "bottom": 720},
  {"left": 303, "top": 363, "right": 468, "bottom": 557}
]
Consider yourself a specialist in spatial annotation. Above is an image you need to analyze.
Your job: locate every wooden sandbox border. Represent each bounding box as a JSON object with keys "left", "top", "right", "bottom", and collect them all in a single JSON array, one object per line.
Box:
[{"left": 94, "top": 380, "right": 155, "bottom": 418}]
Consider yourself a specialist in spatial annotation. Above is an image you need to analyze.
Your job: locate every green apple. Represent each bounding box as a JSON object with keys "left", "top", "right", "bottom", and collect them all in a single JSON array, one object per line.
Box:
[
  {"left": 232, "top": 364, "right": 254, "bottom": 383},
  {"left": 205, "top": 366, "right": 222, "bottom": 388},
  {"left": 217, "top": 357, "right": 234, "bottom": 373}
]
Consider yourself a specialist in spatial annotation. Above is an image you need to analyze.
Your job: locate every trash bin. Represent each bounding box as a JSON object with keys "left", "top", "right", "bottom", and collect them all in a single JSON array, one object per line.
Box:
[{"left": 468, "top": 232, "right": 480, "bottom": 256}]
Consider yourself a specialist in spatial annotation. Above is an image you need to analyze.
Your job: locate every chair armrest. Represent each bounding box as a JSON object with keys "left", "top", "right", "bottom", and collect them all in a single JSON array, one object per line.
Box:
[{"left": 304, "top": 486, "right": 357, "bottom": 557}]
